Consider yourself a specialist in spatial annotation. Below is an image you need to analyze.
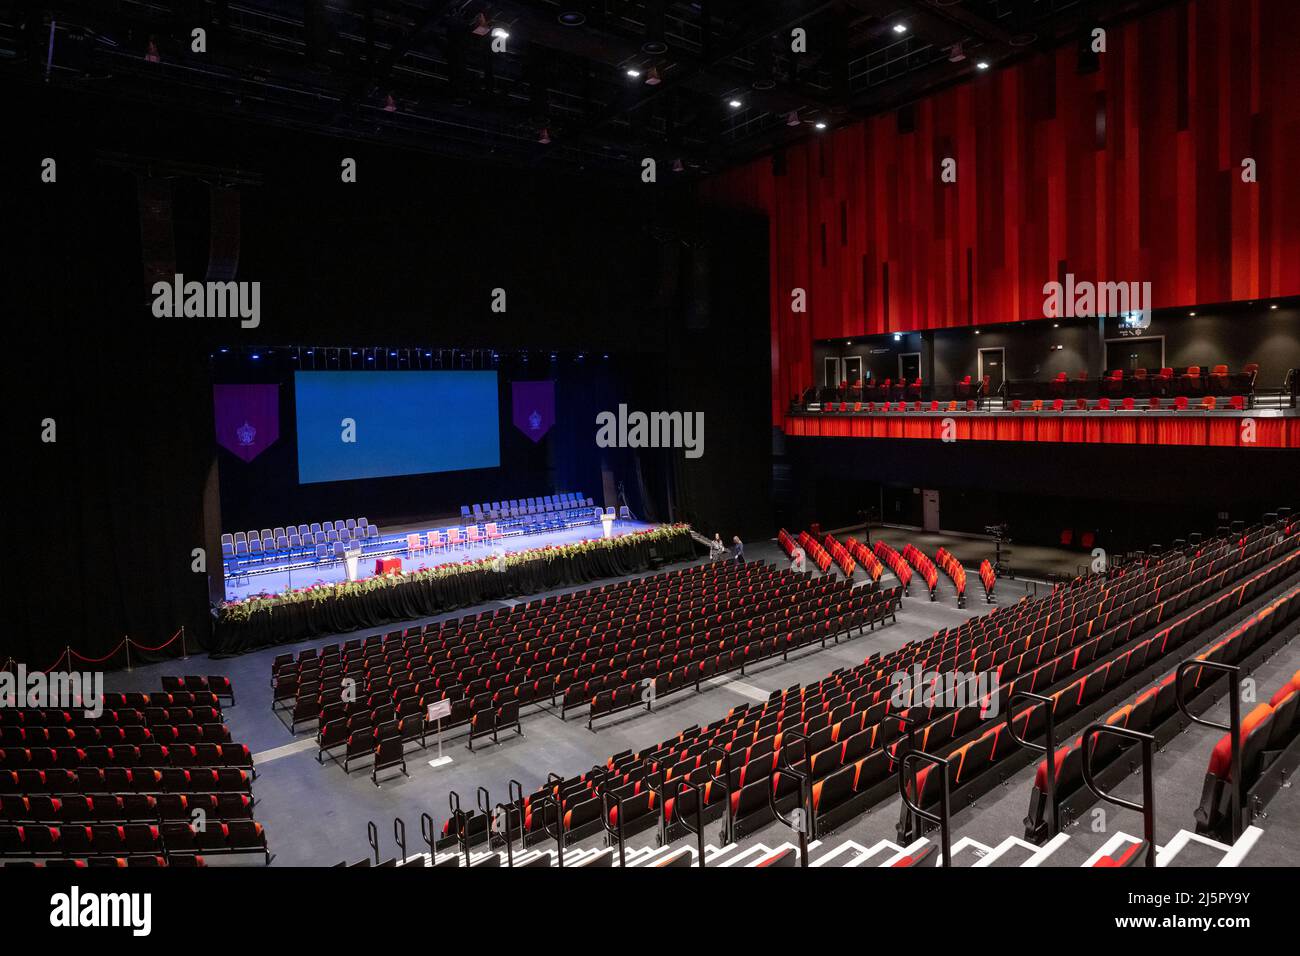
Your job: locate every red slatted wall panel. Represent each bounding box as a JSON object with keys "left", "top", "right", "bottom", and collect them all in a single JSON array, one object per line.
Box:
[{"left": 699, "top": 0, "right": 1300, "bottom": 425}]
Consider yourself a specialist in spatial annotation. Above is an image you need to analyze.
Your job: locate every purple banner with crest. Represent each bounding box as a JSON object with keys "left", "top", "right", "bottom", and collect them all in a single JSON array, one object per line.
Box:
[
  {"left": 213, "top": 384, "right": 280, "bottom": 462},
  {"left": 512, "top": 380, "right": 556, "bottom": 443}
]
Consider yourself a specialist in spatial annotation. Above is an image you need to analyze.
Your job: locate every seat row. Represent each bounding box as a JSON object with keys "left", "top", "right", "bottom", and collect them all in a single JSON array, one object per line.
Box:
[{"left": 1020, "top": 580, "right": 1300, "bottom": 841}]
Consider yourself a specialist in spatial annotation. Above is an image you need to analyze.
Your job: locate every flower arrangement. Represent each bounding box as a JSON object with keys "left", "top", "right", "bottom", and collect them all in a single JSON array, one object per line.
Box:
[{"left": 217, "top": 523, "right": 692, "bottom": 623}]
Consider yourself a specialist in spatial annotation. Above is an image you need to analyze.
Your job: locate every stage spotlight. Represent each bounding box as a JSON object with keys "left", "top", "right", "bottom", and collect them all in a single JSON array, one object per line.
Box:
[
  {"left": 728, "top": 99, "right": 742, "bottom": 109},
  {"left": 814, "top": 121, "right": 827, "bottom": 130},
  {"left": 1270, "top": 303, "right": 1278, "bottom": 309},
  {"left": 491, "top": 27, "right": 510, "bottom": 41},
  {"left": 893, "top": 333, "right": 901, "bottom": 342},
  {"left": 626, "top": 68, "right": 641, "bottom": 79},
  {"left": 1189, "top": 311, "right": 1196, "bottom": 316},
  {"left": 976, "top": 61, "right": 990, "bottom": 70},
  {"left": 974, "top": 330, "right": 982, "bottom": 335},
  {"left": 558, "top": 10, "right": 586, "bottom": 26},
  {"left": 251, "top": 353, "right": 260, "bottom": 360},
  {"left": 892, "top": 23, "right": 907, "bottom": 34}
]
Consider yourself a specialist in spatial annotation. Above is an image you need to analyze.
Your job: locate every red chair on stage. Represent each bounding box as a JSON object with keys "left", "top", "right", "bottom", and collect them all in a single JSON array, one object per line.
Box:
[
  {"left": 427, "top": 529, "right": 444, "bottom": 553},
  {"left": 466, "top": 525, "right": 482, "bottom": 548},
  {"left": 485, "top": 522, "right": 502, "bottom": 544},
  {"left": 1174, "top": 396, "right": 1190, "bottom": 411},
  {"left": 1121, "top": 397, "right": 1136, "bottom": 411},
  {"left": 1096, "top": 397, "right": 1111, "bottom": 411},
  {"left": 1229, "top": 395, "right": 1246, "bottom": 411},
  {"left": 446, "top": 527, "right": 463, "bottom": 549},
  {"left": 1051, "top": 399, "right": 1064, "bottom": 413},
  {"left": 1200, "top": 396, "right": 1217, "bottom": 410},
  {"left": 1074, "top": 398, "right": 1088, "bottom": 410},
  {"left": 406, "top": 533, "right": 427, "bottom": 557}
]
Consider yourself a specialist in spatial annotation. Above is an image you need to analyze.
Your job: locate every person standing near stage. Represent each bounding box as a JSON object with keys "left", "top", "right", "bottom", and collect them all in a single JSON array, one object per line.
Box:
[
  {"left": 731, "top": 536, "right": 745, "bottom": 562},
  {"left": 791, "top": 544, "right": 806, "bottom": 573},
  {"left": 710, "top": 533, "right": 725, "bottom": 561}
]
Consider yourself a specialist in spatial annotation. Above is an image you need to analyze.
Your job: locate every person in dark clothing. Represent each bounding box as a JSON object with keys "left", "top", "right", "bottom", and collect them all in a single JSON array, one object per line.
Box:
[{"left": 731, "top": 536, "right": 745, "bottom": 562}]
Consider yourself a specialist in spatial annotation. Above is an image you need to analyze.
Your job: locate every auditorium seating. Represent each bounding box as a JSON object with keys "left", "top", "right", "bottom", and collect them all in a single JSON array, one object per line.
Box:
[
  {"left": 892, "top": 525, "right": 1297, "bottom": 840},
  {"left": 979, "top": 559, "right": 997, "bottom": 603},
  {"left": 274, "top": 560, "right": 875, "bottom": 768},
  {"left": 900, "top": 544, "right": 940, "bottom": 601},
  {"left": 1195, "top": 660, "right": 1300, "bottom": 840},
  {"left": 441, "top": 592, "right": 906, "bottom": 854},
  {"left": 484, "top": 529, "right": 1283, "bottom": 854},
  {"left": 935, "top": 548, "right": 968, "bottom": 607},
  {"left": 792, "top": 531, "right": 833, "bottom": 573},
  {"left": 222, "top": 517, "right": 379, "bottom": 566},
  {"left": 462, "top": 493, "right": 594, "bottom": 531},
  {"left": 844, "top": 537, "right": 884, "bottom": 584},
  {"left": 1020, "top": 577, "right": 1300, "bottom": 842},
  {"left": 872, "top": 541, "right": 913, "bottom": 594},
  {"left": 803, "top": 365, "right": 1262, "bottom": 411},
  {"left": 0, "top": 681, "right": 270, "bottom": 865}
]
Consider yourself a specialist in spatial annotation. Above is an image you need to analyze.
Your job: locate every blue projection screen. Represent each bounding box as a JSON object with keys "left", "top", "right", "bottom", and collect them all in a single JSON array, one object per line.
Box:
[{"left": 295, "top": 371, "right": 500, "bottom": 484}]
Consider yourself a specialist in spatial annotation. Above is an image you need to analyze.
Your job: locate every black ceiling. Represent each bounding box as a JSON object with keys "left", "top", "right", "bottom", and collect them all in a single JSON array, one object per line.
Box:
[{"left": 3, "top": 1, "right": 1171, "bottom": 175}]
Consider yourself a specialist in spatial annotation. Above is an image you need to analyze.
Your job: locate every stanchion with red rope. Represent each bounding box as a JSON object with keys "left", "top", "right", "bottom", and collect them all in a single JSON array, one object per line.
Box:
[{"left": 8, "top": 626, "right": 188, "bottom": 675}]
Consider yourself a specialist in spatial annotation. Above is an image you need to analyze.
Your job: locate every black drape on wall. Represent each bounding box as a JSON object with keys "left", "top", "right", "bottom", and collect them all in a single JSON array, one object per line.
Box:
[{"left": 11, "top": 156, "right": 216, "bottom": 668}]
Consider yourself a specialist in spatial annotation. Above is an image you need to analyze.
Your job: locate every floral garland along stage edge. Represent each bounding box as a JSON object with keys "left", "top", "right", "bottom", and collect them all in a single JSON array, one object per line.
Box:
[{"left": 218, "top": 524, "right": 693, "bottom": 623}]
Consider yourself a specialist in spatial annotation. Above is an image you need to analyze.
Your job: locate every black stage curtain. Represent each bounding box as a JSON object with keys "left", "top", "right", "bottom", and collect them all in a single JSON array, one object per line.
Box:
[
  {"left": 212, "top": 530, "right": 696, "bottom": 655},
  {"left": 10, "top": 146, "right": 215, "bottom": 670}
]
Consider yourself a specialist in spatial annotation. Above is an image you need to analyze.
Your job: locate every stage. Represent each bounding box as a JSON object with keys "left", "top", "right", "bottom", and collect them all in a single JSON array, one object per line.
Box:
[{"left": 223, "top": 518, "right": 656, "bottom": 602}]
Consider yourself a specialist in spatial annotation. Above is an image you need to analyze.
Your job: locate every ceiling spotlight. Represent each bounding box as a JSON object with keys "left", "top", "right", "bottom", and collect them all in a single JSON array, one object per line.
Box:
[
  {"left": 1188, "top": 311, "right": 1196, "bottom": 316},
  {"left": 728, "top": 99, "right": 742, "bottom": 109},
  {"left": 814, "top": 121, "right": 827, "bottom": 130},
  {"left": 948, "top": 43, "right": 966, "bottom": 63},
  {"left": 557, "top": 11, "right": 587, "bottom": 26},
  {"left": 974, "top": 329, "right": 981, "bottom": 334},
  {"left": 538, "top": 127, "right": 551, "bottom": 145},
  {"left": 383, "top": 93, "right": 397, "bottom": 112},
  {"left": 1269, "top": 303, "right": 1278, "bottom": 310},
  {"left": 976, "top": 61, "right": 990, "bottom": 70},
  {"left": 892, "top": 23, "right": 908, "bottom": 34},
  {"left": 491, "top": 27, "right": 510, "bottom": 40},
  {"left": 643, "top": 66, "right": 661, "bottom": 86},
  {"left": 472, "top": 13, "right": 492, "bottom": 36},
  {"left": 893, "top": 333, "right": 902, "bottom": 342},
  {"left": 626, "top": 68, "right": 641, "bottom": 79},
  {"left": 786, "top": 111, "right": 802, "bottom": 127}
]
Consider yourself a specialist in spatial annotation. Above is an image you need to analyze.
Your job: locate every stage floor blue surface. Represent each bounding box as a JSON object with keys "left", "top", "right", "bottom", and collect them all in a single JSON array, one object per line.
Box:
[{"left": 223, "top": 520, "right": 657, "bottom": 603}]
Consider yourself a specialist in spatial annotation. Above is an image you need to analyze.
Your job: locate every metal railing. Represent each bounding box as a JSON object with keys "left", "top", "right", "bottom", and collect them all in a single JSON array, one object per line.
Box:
[
  {"left": 1080, "top": 724, "right": 1157, "bottom": 867},
  {"left": 1004, "top": 692, "right": 1060, "bottom": 839},
  {"left": 897, "top": 751, "right": 952, "bottom": 867},
  {"left": 1176, "top": 659, "right": 1244, "bottom": 842}
]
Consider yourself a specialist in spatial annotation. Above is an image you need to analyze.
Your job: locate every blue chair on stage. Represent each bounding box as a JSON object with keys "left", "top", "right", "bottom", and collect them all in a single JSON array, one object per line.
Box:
[
  {"left": 314, "top": 543, "right": 328, "bottom": 565},
  {"left": 310, "top": 522, "right": 322, "bottom": 536},
  {"left": 289, "top": 533, "right": 302, "bottom": 557}
]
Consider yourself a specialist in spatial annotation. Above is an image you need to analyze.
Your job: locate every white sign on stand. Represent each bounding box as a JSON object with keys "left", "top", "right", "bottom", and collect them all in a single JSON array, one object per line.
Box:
[
  {"left": 427, "top": 699, "right": 453, "bottom": 768},
  {"left": 600, "top": 513, "right": 614, "bottom": 539}
]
